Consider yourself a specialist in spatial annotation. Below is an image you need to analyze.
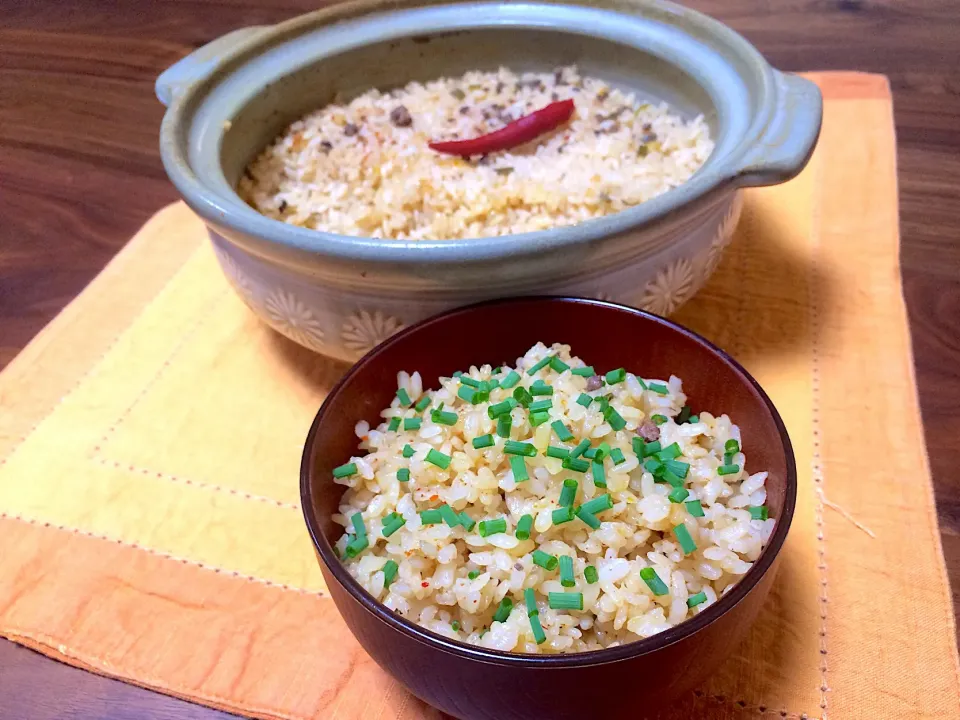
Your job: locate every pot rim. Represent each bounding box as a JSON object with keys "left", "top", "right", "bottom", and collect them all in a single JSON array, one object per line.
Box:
[{"left": 300, "top": 296, "right": 798, "bottom": 668}]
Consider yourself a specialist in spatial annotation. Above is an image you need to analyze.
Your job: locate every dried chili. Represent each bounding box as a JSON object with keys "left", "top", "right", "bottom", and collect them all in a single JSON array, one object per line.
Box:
[{"left": 428, "top": 99, "right": 575, "bottom": 157}]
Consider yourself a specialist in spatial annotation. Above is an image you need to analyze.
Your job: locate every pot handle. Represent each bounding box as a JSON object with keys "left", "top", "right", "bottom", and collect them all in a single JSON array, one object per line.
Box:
[
  {"left": 156, "top": 26, "right": 268, "bottom": 107},
  {"left": 733, "top": 71, "right": 823, "bottom": 187}
]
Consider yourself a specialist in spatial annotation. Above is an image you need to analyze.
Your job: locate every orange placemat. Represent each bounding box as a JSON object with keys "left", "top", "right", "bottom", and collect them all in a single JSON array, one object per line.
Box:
[{"left": 0, "top": 72, "right": 957, "bottom": 719}]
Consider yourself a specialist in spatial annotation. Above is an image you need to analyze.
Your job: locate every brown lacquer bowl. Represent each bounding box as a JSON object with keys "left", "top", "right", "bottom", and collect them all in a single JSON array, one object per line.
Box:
[{"left": 300, "top": 297, "right": 796, "bottom": 720}]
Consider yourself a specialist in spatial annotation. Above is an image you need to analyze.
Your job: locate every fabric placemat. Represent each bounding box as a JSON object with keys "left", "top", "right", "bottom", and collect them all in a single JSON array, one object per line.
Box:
[{"left": 0, "top": 72, "right": 957, "bottom": 719}]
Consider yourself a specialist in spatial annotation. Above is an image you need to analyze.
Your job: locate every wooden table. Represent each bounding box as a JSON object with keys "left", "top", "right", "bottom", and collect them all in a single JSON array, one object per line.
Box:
[{"left": 2, "top": 0, "right": 957, "bottom": 716}]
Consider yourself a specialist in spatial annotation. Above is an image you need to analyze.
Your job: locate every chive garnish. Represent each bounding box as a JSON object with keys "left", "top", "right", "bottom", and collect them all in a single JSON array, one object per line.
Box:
[
  {"left": 453, "top": 371, "right": 463, "bottom": 379},
  {"left": 594, "top": 442, "right": 611, "bottom": 460},
  {"left": 640, "top": 567, "right": 669, "bottom": 595},
  {"left": 644, "top": 458, "right": 663, "bottom": 475},
  {"left": 473, "top": 434, "right": 495, "bottom": 449},
  {"left": 530, "top": 614, "right": 547, "bottom": 644},
  {"left": 687, "top": 591, "right": 708, "bottom": 608},
  {"left": 642, "top": 440, "right": 661, "bottom": 458},
  {"left": 749, "top": 505, "right": 769, "bottom": 520},
  {"left": 603, "top": 406, "right": 627, "bottom": 431},
  {"left": 432, "top": 409, "right": 458, "bottom": 426},
  {"left": 497, "top": 413, "right": 512, "bottom": 438},
  {"left": 575, "top": 393, "right": 593, "bottom": 408},
  {"left": 459, "top": 375, "right": 481, "bottom": 389},
  {"left": 562, "top": 457, "right": 589, "bottom": 473},
  {"left": 664, "top": 459, "right": 690, "bottom": 478},
  {"left": 685, "top": 499, "right": 705, "bottom": 517},
  {"left": 725, "top": 439, "right": 740, "bottom": 454},
  {"left": 351, "top": 512, "right": 367, "bottom": 539},
  {"left": 459, "top": 512, "right": 476, "bottom": 531},
  {"left": 658, "top": 443, "right": 682, "bottom": 461},
  {"left": 382, "top": 516, "right": 406, "bottom": 537},
  {"left": 676, "top": 405, "right": 692, "bottom": 424},
  {"left": 551, "top": 421, "right": 574, "bottom": 442},
  {"left": 479, "top": 518, "right": 507, "bottom": 536},
  {"left": 500, "top": 370, "right": 521, "bottom": 389},
  {"left": 661, "top": 469, "right": 685, "bottom": 488},
  {"left": 648, "top": 382, "right": 669, "bottom": 395},
  {"left": 510, "top": 455, "right": 529, "bottom": 482},
  {"left": 383, "top": 559, "right": 399, "bottom": 587},
  {"left": 583, "top": 447, "right": 598, "bottom": 460},
  {"left": 570, "top": 438, "right": 591, "bottom": 458},
  {"left": 468, "top": 570, "right": 480, "bottom": 580},
  {"left": 591, "top": 460, "right": 607, "bottom": 488},
  {"left": 404, "top": 417, "right": 422, "bottom": 431},
  {"left": 532, "top": 550, "right": 558, "bottom": 570},
  {"left": 688, "top": 415, "right": 700, "bottom": 423},
  {"left": 414, "top": 395, "right": 431, "bottom": 412},
  {"left": 525, "top": 587, "right": 539, "bottom": 616},
  {"left": 549, "top": 356, "right": 570, "bottom": 373},
  {"left": 546, "top": 445, "right": 570, "bottom": 459},
  {"left": 575, "top": 508, "right": 600, "bottom": 529},
  {"left": 668, "top": 487, "right": 690, "bottom": 503},
  {"left": 610, "top": 448, "right": 626, "bottom": 465},
  {"left": 673, "top": 523, "right": 697, "bottom": 554},
  {"left": 420, "top": 509, "right": 443, "bottom": 525},
  {"left": 426, "top": 448, "right": 452, "bottom": 469},
  {"left": 493, "top": 596, "right": 513, "bottom": 622},
  {"left": 333, "top": 462, "right": 357, "bottom": 479},
  {"left": 558, "top": 478, "right": 578, "bottom": 507},
  {"left": 718, "top": 464, "right": 741, "bottom": 476},
  {"left": 397, "top": 468, "right": 410, "bottom": 482},
  {"left": 451, "top": 621, "right": 461, "bottom": 632},
  {"left": 572, "top": 366, "right": 595, "bottom": 377},
  {"left": 388, "top": 417, "right": 401, "bottom": 432},
  {"left": 527, "top": 356, "right": 553, "bottom": 375},
  {"left": 530, "top": 380, "right": 553, "bottom": 396},
  {"left": 724, "top": 452, "right": 735, "bottom": 465},
  {"left": 559, "top": 556, "right": 576, "bottom": 587},
  {"left": 344, "top": 535, "right": 368, "bottom": 558},
  {"left": 584, "top": 565, "right": 599, "bottom": 584},
  {"left": 604, "top": 368, "right": 626, "bottom": 384},
  {"left": 513, "top": 386, "right": 533, "bottom": 407},
  {"left": 505, "top": 440, "right": 537, "bottom": 457},
  {"left": 396, "top": 388, "right": 412, "bottom": 407},
  {"left": 402, "top": 444, "right": 415, "bottom": 458},
  {"left": 516, "top": 514, "right": 533, "bottom": 540},
  {"left": 530, "top": 410, "right": 550, "bottom": 427},
  {"left": 529, "top": 398, "right": 553, "bottom": 412},
  {"left": 488, "top": 398, "right": 517, "bottom": 419},
  {"left": 652, "top": 414, "right": 668, "bottom": 425},
  {"left": 552, "top": 506, "right": 575, "bottom": 525},
  {"left": 548, "top": 592, "right": 583, "bottom": 611},
  {"left": 458, "top": 386, "right": 489, "bottom": 404},
  {"left": 632, "top": 437, "right": 645, "bottom": 457},
  {"left": 438, "top": 504, "right": 461, "bottom": 528},
  {"left": 579, "top": 493, "right": 613, "bottom": 515}
]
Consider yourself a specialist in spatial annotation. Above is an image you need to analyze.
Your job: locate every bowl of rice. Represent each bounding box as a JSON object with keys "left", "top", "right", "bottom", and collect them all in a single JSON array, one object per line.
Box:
[
  {"left": 301, "top": 297, "right": 796, "bottom": 720},
  {"left": 157, "top": 0, "right": 821, "bottom": 361}
]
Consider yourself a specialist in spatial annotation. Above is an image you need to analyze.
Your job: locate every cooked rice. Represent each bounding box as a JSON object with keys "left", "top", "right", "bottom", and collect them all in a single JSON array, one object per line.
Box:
[
  {"left": 333, "top": 343, "right": 775, "bottom": 654},
  {"left": 240, "top": 66, "right": 713, "bottom": 240}
]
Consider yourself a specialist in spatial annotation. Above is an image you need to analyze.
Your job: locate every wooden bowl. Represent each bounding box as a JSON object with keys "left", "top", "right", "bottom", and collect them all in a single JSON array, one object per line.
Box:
[{"left": 300, "top": 297, "right": 796, "bottom": 720}]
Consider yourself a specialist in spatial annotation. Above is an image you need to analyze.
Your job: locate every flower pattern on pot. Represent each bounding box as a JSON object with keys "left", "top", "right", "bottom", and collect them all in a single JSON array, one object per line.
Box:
[
  {"left": 700, "top": 192, "right": 744, "bottom": 278},
  {"left": 342, "top": 310, "right": 404, "bottom": 353},
  {"left": 214, "top": 247, "right": 255, "bottom": 303},
  {"left": 641, "top": 257, "right": 695, "bottom": 316},
  {"left": 263, "top": 289, "right": 326, "bottom": 351}
]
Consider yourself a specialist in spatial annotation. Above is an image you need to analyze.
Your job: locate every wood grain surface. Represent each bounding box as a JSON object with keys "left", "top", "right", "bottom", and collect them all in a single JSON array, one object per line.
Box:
[{"left": 1, "top": 0, "right": 957, "bottom": 717}]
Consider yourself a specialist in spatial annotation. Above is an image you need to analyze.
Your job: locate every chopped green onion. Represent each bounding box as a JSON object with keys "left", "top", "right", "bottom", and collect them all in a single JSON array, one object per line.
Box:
[
  {"left": 526, "top": 356, "right": 552, "bottom": 375},
  {"left": 530, "top": 614, "right": 547, "bottom": 644},
  {"left": 664, "top": 459, "right": 690, "bottom": 478},
  {"left": 500, "top": 370, "right": 521, "bottom": 389},
  {"left": 636, "top": 376, "right": 648, "bottom": 390},
  {"left": 546, "top": 445, "right": 570, "bottom": 459},
  {"left": 594, "top": 442, "right": 611, "bottom": 460},
  {"left": 591, "top": 460, "right": 607, "bottom": 488},
  {"left": 724, "top": 452, "right": 736, "bottom": 465},
  {"left": 402, "top": 444, "right": 415, "bottom": 458},
  {"left": 551, "top": 420, "right": 574, "bottom": 442},
  {"left": 575, "top": 393, "right": 593, "bottom": 408},
  {"left": 652, "top": 414, "right": 668, "bottom": 425},
  {"left": 668, "top": 487, "right": 690, "bottom": 503},
  {"left": 426, "top": 448, "right": 452, "bottom": 469},
  {"left": 530, "top": 380, "right": 553, "bottom": 396},
  {"left": 397, "top": 468, "right": 410, "bottom": 482},
  {"left": 595, "top": 395, "right": 610, "bottom": 411},
  {"left": 559, "top": 478, "right": 578, "bottom": 507},
  {"left": 644, "top": 458, "right": 663, "bottom": 475},
  {"left": 685, "top": 499, "right": 705, "bottom": 517},
  {"left": 529, "top": 399, "right": 553, "bottom": 412},
  {"left": 420, "top": 509, "right": 443, "bottom": 525},
  {"left": 642, "top": 440, "right": 662, "bottom": 458},
  {"left": 687, "top": 591, "right": 708, "bottom": 608},
  {"left": 383, "top": 560, "right": 399, "bottom": 587},
  {"left": 559, "top": 556, "right": 576, "bottom": 587},
  {"left": 640, "top": 566, "right": 669, "bottom": 595},
  {"left": 468, "top": 570, "right": 480, "bottom": 580},
  {"left": 344, "top": 535, "right": 368, "bottom": 558},
  {"left": 688, "top": 415, "right": 700, "bottom": 423},
  {"left": 513, "top": 386, "right": 533, "bottom": 407},
  {"left": 351, "top": 512, "right": 367, "bottom": 538},
  {"left": 458, "top": 386, "right": 488, "bottom": 404},
  {"left": 453, "top": 371, "right": 463, "bottom": 379},
  {"left": 488, "top": 398, "right": 517, "bottom": 419},
  {"left": 562, "top": 457, "right": 589, "bottom": 473},
  {"left": 529, "top": 410, "right": 550, "bottom": 427},
  {"left": 673, "top": 523, "right": 697, "bottom": 554},
  {"left": 632, "top": 437, "right": 645, "bottom": 457},
  {"left": 403, "top": 417, "right": 422, "bottom": 431},
  {"left": 549, "top": 356, "right": 570, "bottom": 373},
  {"left": 414, "top": 395, "right": 431, "bottom": 412},
  {"left": 382, "top": 516, "right": 406, "bottom": 537},
  {"left": 572, "top": 366, "right": 595, "bottom": 377},
  {"left": 493, "top": 596, "right": 513, "bottom": 622},
  {"left": 451, "top": 620, "right": 461, "bottom": 632},
  {"left": 552, "top": 506, "right": 575, "bottom": 525},
  {"left": 676, "top": 405, "right": 692, "bottom": 424},
  {"left": 333, "top": 462, "right": 357, "bottom": 479},
  {"left": 718, "top": 464, "right": 741, "bottom": 476},
  {"left": 583, "top": 447, "right": 597, "bottom": 460},
  {"left": 570, "top": 438, "right": 591, "bottom": 458},
  {"left": 497, "top": 413, "right": 512, "bottom": 438},
  {"left": 584, "top": 565, "right": 599, "bottom": 584},
  {"left": 725, "top": 439, "right": 740, "bottom": 454},
  {"left": 473, "top": 434, "right": 495, "bottom": 449},
  {"left": 484, "top": 378, "right": 499, "bottom": 391},
  {"left": 648, "top": 382, "right": 669, "bottom": 395},
  {"left": 509, "top": 455, "right": 529, "bottom": 482},
  {"left": 603, "top": 406, "right": 627, "bottom": 431},
  {"left": 459, "top": 375, "right": 481, "bottom": 388},
  {"left": 575, "top": 508, "right": 600, "bottom": 529},
  {"left": 479, "top": 518, "right": 507, "bottom": 537},
  {"left": 605, "top": 367, "right": 626, "bottom": 384},
  {"left": 657, "top": 443, "right": 682, "bottom": 461},
  {"left": 548, "top": 592, "right": 583, "bottom": 611},
  {"left": 580, "top": 494, "right": 613, "bottom": 515},
  {"left": 661, "top": 469, "right": 685, "bottom": 488},
  {"left": 525, "top": 587, "right": 539, "bottom": 616},
  {"left": 388, "top": 417, "right": 401, "bottom": 432},
  {"left": 459, "top": 512, "right": 476, "bottom": 531},
  {"left": 749, "top": 505, "right": 769, "bottom": 520},
  {"left": 505, "top": 440, "right": 537, "bottom": 457},
  {"left": 439, "top": 504, "right": 461, "bottom": 528},
  {"left": 396, "top": 388, "right": 412, "bottom": 407},
  {"left": 610, "top": 448, "right": 626, "bottom": 465},
  {"left": 516, "top": 513, "right": 533, "bottom": 540},
  {"left": 532, "top": 550, "right": 558, "bottom": 570},
  {"left": 432, "top": 409, "right": 459, "bottom": 426}
]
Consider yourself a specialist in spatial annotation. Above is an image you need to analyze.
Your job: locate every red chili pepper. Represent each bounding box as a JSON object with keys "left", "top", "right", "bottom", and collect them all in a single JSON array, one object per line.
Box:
[{"left": 428, "top": 99, "right": 575, "bottom": 157}]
